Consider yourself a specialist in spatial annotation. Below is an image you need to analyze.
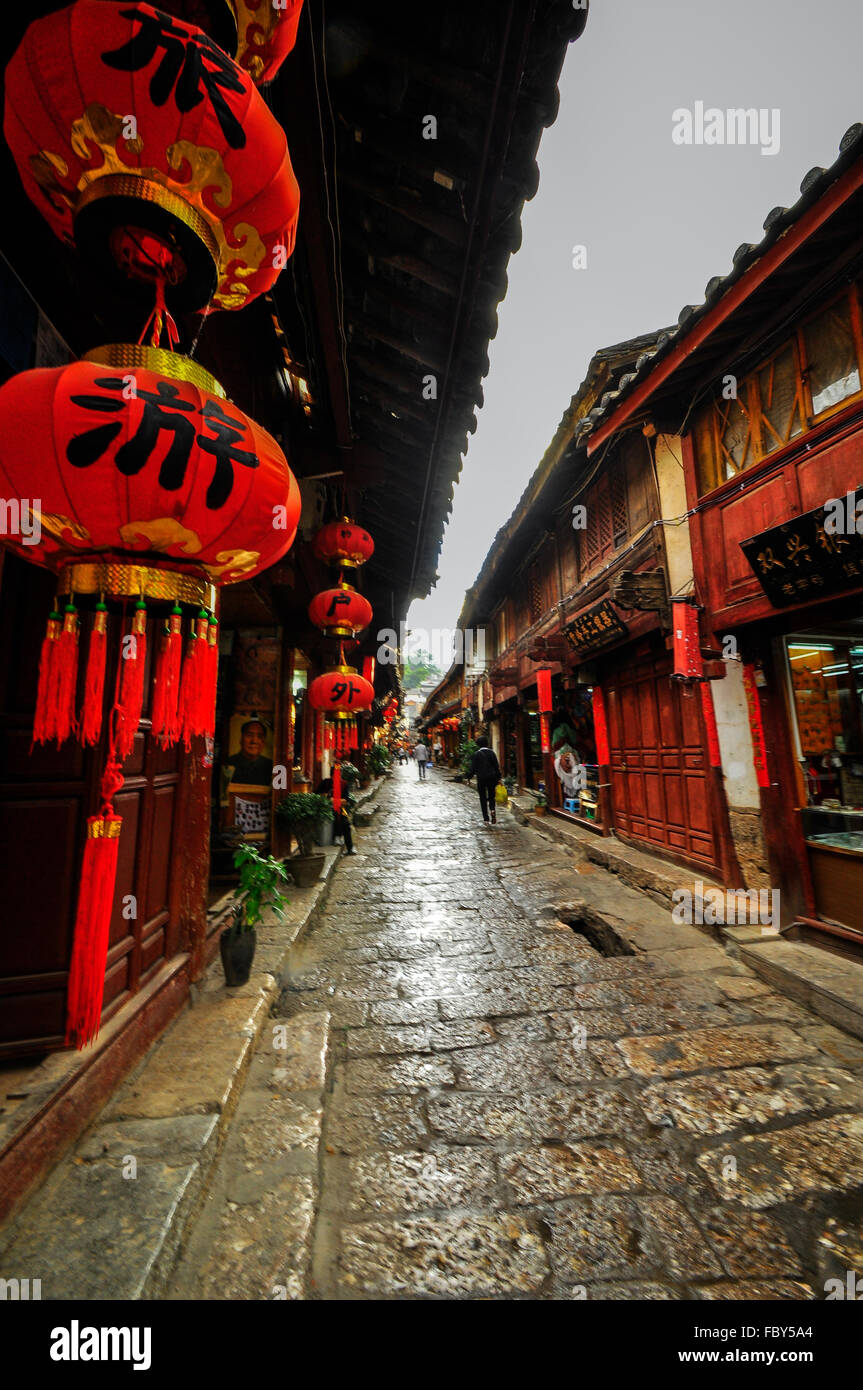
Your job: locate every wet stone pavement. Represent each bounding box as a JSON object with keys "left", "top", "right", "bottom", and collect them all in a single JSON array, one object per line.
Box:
[{"left": 275, "top": 765, "right": 863, "bottom": 1300}]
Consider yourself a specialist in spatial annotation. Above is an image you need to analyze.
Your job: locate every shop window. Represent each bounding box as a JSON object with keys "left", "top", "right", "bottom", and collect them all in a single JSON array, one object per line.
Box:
[
  {"left": 803, "top": 298, "right": 861, "bottom": 417},
  {"left": 786, "top": 636, "right": 863, "bottom": 804}
]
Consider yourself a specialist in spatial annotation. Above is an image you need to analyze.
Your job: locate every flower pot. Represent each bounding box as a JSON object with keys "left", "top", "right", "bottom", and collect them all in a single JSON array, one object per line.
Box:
[
  {"left": 220, "top": 922, "right": 257, "bottom": 987},
  {"left": 316, "top": 817, "right": 335, "bottom": 847},
  {"left": 534, "top": 804, "right": 547, "bottom": 816},
  {"left": 289, "top": 852, "right": 325, "bottom": 888}
]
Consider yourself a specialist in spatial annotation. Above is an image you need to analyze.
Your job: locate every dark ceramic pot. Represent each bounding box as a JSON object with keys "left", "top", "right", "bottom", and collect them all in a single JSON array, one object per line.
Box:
[
  {"left": 220, "top": 921, "right": 257, "bottom": 986},
  {"left": 289, "top": 852, "right": 325, "bottom": 888}
]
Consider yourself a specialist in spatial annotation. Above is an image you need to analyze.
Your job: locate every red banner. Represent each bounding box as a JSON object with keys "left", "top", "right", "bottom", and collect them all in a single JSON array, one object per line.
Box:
[
  {"left": 699, "top": 682, "right": 722, "bottom": 768},
  {"left": 742, "top": 664, "right": 770, "bottom": 789},
  {"left": 536, "top": 668, "right": 553, "bottom": 713},
  {"left": 592, "top": 685, "right": 610, "bottom": 766},
  {"left": 540, "top": 713, "right": 551, "bottom": 753}
]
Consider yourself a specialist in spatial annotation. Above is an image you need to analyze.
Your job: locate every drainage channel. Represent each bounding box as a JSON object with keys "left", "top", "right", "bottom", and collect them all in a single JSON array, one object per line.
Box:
[{"left": 557, "top": 908, "right": 636, "bottom": 959}]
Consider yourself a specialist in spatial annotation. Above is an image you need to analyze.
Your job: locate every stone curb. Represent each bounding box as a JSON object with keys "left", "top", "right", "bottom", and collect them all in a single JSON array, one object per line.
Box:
[{"left": 0, "top": 776, "right": 387, "bottom": 1301}]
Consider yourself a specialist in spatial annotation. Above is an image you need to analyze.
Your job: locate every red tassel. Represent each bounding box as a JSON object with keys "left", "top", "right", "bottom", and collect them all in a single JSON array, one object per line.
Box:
[
  {"left": 203, "top": 616, "right": 219, "bottom": 739},
  {"left": 116, "top": 601, "right": 148, "bottom": 763},
  {"left": 80, "top": 604, "right": 108, "bottom": 746},
  {"left": 54, "top": 602, "right": 80, "bottom": 745},
  {"left": 64, "top": 811, "right": 122, "bottom": 1048},
  {"left": 32, "top": 609, "right": 62, "bottom": 746},
  {"left": 179, "top": 610, "right": 209, "bottom": 750},
  {"left": 332, "top": 763, "right": 342, "bottom": 814},
  {"left": 151, "top": 604, "right": 183, "bottom": 747}
]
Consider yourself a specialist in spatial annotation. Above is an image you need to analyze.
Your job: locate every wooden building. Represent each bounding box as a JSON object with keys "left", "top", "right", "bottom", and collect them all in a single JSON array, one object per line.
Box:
[
  {"left": 0, "top": 0, "right": 588, "bottom": 1219},
  {"left": 586, "top": 123, "right": 863, "bottom": 949}
]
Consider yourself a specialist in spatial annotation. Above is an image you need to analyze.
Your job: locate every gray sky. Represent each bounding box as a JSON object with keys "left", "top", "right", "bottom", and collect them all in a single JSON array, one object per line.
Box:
[{"left": 406, "top": 0, "right": 863, "bottom": 661}]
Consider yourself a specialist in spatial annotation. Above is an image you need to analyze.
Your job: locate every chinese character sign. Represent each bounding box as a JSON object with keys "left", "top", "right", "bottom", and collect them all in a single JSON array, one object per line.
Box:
[{"left": 0, "top": 358, "right": 301, "bottom": 586}]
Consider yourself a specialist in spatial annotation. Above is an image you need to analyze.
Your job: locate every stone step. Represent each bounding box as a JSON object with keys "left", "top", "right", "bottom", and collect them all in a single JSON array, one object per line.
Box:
[
  {"left": 165, "top": 1011, "right": 331, "bottom": 1301},
  {"left": 740, "top": 940, "right": 863, "bottom": 1041}
]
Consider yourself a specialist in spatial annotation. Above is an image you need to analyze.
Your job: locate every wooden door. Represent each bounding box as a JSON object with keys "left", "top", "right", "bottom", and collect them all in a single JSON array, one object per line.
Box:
[
  {"left": 604, "top": 650, "right": 721, "bottom": 874},
  {"left": 0, "top": 553, "right": 188, "bottom": 1056}
]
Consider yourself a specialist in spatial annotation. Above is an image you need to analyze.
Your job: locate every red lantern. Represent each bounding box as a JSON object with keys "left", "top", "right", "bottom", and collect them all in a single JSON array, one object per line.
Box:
[
  {"left": 4, "top": 1, "right": 300, "bottom": 312},
  {"left": 308, "top": 582, "right": 373, "bottom": 640},
  {"left": 0, "top": 347, "right": 300, "bottom": 590},
  {"left": 313, "top": 518, "right": 374, "bottom": 572},
  {"left": 234, "top": 0, "right": 304, "bottom": 84},
  {"left": 308, "top": 666, "right": 374, "bottom": 719}
]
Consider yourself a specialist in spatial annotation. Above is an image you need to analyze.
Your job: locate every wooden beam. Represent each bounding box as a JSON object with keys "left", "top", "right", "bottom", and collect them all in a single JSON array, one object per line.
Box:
[{"left": 338, "top": 171, "right": 467, "bottom": 247}]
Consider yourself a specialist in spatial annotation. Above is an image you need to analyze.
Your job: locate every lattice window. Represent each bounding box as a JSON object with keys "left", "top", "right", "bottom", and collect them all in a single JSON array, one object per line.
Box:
[
  {"left": 693, "top": 282, "right": 863, "bottom": 496},
  {"left": 529, "top": 563, "right": 543, "bottom": 623},
  {"left": 610, "top": 460, "right": 629, "bottom": 547}
]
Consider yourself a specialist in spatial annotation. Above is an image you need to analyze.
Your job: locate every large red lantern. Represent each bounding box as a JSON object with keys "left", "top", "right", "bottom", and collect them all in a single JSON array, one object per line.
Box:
[
  {"left": 234, "top": 0, "right": 304, "bottom": 84},
  {"left": 0, "top": 346, "right": 300, "bottom": 590},
  {"left": 308, "top": 582, "right": 373, "bottom": 640},
  {"left": 4, "top": 1, "right": 300, "bottom": 312},
  {"left": 308, "top": 666, "right": 375, "bottom": 719},
  {"left": 313, "top": 518, "right": 374, "bottom": 572}
]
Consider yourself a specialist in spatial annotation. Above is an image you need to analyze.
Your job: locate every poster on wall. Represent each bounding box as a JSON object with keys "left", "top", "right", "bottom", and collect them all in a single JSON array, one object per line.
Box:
[{"left": 219, "top": 629, "right": 281, "bottom": 831}]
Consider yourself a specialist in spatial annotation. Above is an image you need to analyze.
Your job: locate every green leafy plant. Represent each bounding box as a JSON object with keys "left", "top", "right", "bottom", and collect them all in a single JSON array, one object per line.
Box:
[
  {"left": 339, "top": 760, "right": 360, "bottom": 786},
  {"left": 535, "top": 792, "right": 548, "bottom": 808},
  {"left": 367, "top": 744, "right": 392, "bottom": 776},
  {"left": 459, "top": 737, "right": 477, "bottom": 779},
  {"left": 275, "top": 792, "right": 334, "bottom": 855},
  {"left": 231, "top": 845, "right": 289, "bottom": 933},
  {"left": 503, "top": 774, "right": 516, "bottom": 794}
]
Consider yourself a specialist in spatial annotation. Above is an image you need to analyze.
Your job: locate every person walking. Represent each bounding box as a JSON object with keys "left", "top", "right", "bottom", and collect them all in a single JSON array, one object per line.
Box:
[
  {"left": 414, "top": 740, "right": 429, "bottom": 780},
  {"left": 469, "top": 735, "right": 501, "bottom": 825}
]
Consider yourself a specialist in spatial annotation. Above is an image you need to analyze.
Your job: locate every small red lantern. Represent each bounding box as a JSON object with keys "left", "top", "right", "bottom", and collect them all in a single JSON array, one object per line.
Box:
[
  {"left": 313, "top": 518, "right": 374, "bottom": 572},
  {"left": 234, "top": 0, "right": 304, "bottom": 84},
  {"left": 308, "top": 666, "right": 374, "bottom": 719},
  {"left": 308, "top": 583, "right": 373, "bottom": 640},
  {"left": 4, "top": 0, "right": 300, "bottom": 312}
]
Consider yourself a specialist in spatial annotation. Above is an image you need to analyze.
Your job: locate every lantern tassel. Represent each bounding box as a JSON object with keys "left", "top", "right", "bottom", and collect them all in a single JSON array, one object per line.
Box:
[
  {"left": 54, "top": 602, "right": 80, "bottom": 745},
  {"left": 151, "top": 604, "right": 183, "bottom": 747},
  {"left": 32, "top": 609, "right": 62, "bottom": 746},
  {"left": 65, "top": 754, "right": 125, "bottom": 1049},
  {"left": 203, "top": 616, "right": 219, "bottom": 739},
  {"left": 332, "top": 763, "right": 342, "bottom": 814},
  {"left": 179, "top": 611, "right": 209, "bottom": 749},
  {"left": 116, "top": 601, "right": 148, "bottom": 763},
  {"left": 80, "top": 603, "right": 108, "bottom": 747}
]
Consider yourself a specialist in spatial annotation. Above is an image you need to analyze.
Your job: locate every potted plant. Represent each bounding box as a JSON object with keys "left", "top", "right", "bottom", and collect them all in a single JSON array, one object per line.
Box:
[
  {"left": 458, "top": 737, "right": 477, "bottom": 782},
  {"left": 275, "top": 792, "right": 333, "bottom": 887},
  {"left": 534, "top": 793, "right": 548, "bottom": 816},
  {"left": 367, "top": 744, "right": 391, "bottom": 778},
  {"left": 220, "top": 845, "right": 289, "bottom": 986}
]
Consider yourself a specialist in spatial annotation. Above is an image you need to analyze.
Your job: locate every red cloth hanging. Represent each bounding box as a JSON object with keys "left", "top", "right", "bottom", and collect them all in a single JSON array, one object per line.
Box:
[
  {"left": 742, "top": 664, "right": 770, "bottom": 789},
  {"left": 116, "top": 602, "right": 148, "bottom": 762},
  {"left": 540, "top": 713, "right": 551, "bottom": 754},
  {"left": 332, "top": 763, "right": 342, "bottom": 814},
  {"left": 536, "top": 668, "right": 553, "bottom": 713},
  {"left": 80, "top": 604, "right": 108, "bottom": 746},
  {"left": 592, "top": 685, "right": 610, "bottom": 766},
  {"left": 699, "top": 682, "right": 722, "bottom": 768},
  {"left": 179, "top": 610, "right": 210, "bottom": 749}
]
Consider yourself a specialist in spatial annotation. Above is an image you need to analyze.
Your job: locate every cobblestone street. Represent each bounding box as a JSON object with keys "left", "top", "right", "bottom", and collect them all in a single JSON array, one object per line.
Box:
[{"left": 238, "top": 764, "right": 863, "bottom": 1301}]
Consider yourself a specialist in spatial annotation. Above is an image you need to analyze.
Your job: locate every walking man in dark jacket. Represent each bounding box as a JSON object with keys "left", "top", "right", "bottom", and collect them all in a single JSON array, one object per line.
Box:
[{"left": 469, "top": 736, "right": 501, "bottom": 826}]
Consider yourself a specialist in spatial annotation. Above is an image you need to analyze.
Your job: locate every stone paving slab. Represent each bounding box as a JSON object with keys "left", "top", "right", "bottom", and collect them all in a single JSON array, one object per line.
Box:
[{"left": 0, "top": 784, "right": 393, "bottom": 1301}]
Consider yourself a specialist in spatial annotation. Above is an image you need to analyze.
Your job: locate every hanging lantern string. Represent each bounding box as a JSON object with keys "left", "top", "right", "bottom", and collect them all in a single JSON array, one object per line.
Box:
[{"left": 137, "top": 275, "right": 179, "bottom": 353}]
